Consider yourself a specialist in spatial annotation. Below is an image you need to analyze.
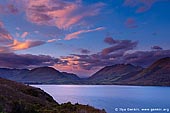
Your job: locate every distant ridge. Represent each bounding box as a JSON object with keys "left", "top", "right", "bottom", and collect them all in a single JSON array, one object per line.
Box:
[
  {"left": 0, "top": 57, "right": 170, "bottom": 86},
  {"left": 89, "top": 64, "right": 143, "bottom": 81},
  {"left": 0, "top": 66, "right": 80, "bottom": 84},
  {"left": 123, "top": 57, "right": 170, "bottom": 86},
  {"left": 90, "top": 57, "right": 170, "bottom": 86}
]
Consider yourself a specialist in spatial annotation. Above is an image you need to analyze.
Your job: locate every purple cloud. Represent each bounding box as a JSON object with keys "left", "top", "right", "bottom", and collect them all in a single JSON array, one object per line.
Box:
[
  {"left": 7, "top": 4, "right": 19, "bottom": 14},
  {"left": 0, "top": 38, "right": 169, "bottom": 76},
  {"left": 80, "top": 48, "right": 91, "bottom": 54},
  {"left": 104, "top": 37, "right": 120, "bottom": 45},
  {"left": 151, "top": 46, "right": 163, "bottom": 50},
  {"left": 0, "top": 3, "right": 19, "bottom": 14},
  {"left": 124, "top": 49, "right": 170, "bottom": 66},
  {"left": 0, "top": 52, "right": 60, "bottom": 69},
  {"left": 102, "top": 38, "right": 138, "bottom": 55},
  {"left": 123, "top": 0, "right": 169, "bottom": 13},
  {"left": 0, "top": 23, "right": 13, "bottom": 44},
  {"left": 125, "top": 18, "right": 138, "bottom": 28},
  {"left": 57, "top": 38, "right": 137, "bottom": 70},
  {"left": 124, "top": 0, "right": 158, "bottom": 13},
  {"left": 57, "top": 38, "right": 170, "bottom": 73}
]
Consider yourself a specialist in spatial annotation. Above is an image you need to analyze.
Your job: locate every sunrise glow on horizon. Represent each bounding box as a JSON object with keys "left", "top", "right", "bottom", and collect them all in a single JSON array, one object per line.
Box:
[{"left": 0, "top": 0, "right": 170, "bottom": 77}]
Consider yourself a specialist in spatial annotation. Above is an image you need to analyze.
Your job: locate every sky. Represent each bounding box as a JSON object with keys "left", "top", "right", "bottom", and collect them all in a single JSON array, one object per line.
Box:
[{"left": 0, "top": 0, "right": 170, "bottom": 77}]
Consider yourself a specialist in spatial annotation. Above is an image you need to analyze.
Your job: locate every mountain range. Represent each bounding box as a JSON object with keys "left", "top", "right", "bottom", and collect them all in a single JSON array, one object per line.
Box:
[
  {"left": 0, "top": 67, "right": 80, "bottom": 84},
  {"left": 0, "top": 57, "right": 170, "bottom": 86}
]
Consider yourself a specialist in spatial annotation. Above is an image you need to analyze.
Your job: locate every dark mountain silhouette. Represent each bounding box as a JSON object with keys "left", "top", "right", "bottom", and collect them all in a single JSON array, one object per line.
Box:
[
  {"left": 0, "top": 68, "right": 29, "bottom": 81},
  {"left": 0, "top": 77, "right": 106, "bottom": 113},
  {"left": 89, "top": 64, "right": 143, "bottom": 84},
  {"left": 0, "top": 67, "right": 80, "bottom": 84},
  {"left": 0, "top": 57, "right": 170, "bottom": 86},
  {"left": 62, "top": 72, "right": 80, "bottom": 80},
  {"left": 21, "top": 67, "right": 65, "bottom": 83},
  {"left": 122, "top": 57, "right": 170, "bottom": 86},
  {"left": 90, "top": 57, "right": 170, "bottom": 86}
]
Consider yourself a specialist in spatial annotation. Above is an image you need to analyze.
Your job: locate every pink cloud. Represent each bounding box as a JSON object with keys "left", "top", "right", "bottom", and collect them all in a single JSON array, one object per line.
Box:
[
  {"left": 47, "top": 39, "right": 57, "bottom": 43},
  {"left": 21, "top": 32, "right": 29, "bottom": 38},
  {"left": 0, "top": 46, "right": 11, "bottom": 53},
  {"left": 65, "top": 27, "right": 105, "bottom": 40},
  {"left": 0, "top": 21, "right": 4, "bottom": 27},
  {"left": 24, "top": 0, "right": 104, "bottom": 29},
  {"left": 53, "top": 55, "right": 98, "bottom": 77},
  {"left": 10, "top": 39, "right": 45, "bottom": 51},
  {"left": 0, "top": 21, "right": 45, "bottom": 52},
  {"left": 124, "top": 0, "right": 163, "bottom": 13},
  {"left": 125, "top": 18, "right": 138, "bottom": 28},
  {"left": 0, "top": 22, "right": 13, "bottom": 44}
]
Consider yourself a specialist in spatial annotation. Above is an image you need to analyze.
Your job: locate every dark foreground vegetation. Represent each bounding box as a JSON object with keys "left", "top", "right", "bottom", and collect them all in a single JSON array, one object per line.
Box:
[{"left": 0, "top": 78, "right": 106, "bottom": 113}]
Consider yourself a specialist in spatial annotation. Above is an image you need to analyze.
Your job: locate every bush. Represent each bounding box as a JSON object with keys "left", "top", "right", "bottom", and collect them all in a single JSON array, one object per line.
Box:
[{"left": 11, "top": 101, "right": 38, "bottom": 113}]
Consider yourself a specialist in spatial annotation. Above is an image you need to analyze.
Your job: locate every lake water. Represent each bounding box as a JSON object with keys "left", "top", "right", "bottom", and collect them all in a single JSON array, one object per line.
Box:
[{"left": 32, "top": 85, "right": 170, "bottom": 113}]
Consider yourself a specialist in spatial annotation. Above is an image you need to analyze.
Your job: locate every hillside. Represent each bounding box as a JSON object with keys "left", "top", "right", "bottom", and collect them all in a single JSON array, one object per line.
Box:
[
  {"left": 0, "top": 57, "right": 170, "bottom": 86},
  {"left": 89, "top": 64, "right": 143, "bottom": 84},
  {"left": 0, "top": 78, "right": 106, "bottom": 113},
  {"left": 0, "top": 67, "right": 80, "bottom": 84},
  {"left": 123, "top": 57, "right": 170, "bottom": 86},
  {"left": 90, "top": 57, "right": 170, "bottom": 86}
]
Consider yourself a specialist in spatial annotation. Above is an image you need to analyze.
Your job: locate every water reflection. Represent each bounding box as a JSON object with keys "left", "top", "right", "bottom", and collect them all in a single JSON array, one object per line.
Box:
[{"left": 32, "top": 85, "right": 170, "bottom": 113}]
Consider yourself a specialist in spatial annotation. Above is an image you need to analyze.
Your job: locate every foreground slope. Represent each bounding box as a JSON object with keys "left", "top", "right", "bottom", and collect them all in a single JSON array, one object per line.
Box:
[{"left": 0, "top": 78, "right": 106, "bottom": 113}]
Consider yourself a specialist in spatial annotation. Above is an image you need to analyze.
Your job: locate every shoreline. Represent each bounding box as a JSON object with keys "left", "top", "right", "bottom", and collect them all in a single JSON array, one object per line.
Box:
[{"left": 28, "top": 83, "right": 170, "bottom": 87}]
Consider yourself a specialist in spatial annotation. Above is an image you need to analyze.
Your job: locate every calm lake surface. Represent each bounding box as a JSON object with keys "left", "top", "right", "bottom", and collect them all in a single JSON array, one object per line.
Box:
[{"left": 32, "top": 85, "right": 170, "bottom": 113}]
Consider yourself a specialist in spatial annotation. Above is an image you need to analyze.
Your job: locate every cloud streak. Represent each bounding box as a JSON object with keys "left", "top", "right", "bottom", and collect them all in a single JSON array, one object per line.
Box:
[
  {"left": 102, "top": 38, "right": 138, "bottom": 55},
  {"left": 65, "top": 27, "right": 105, "bottom": 40},
  {"left": 10, "top": 40, "right": 45, "bottom": 51},
  {"left": 21, "top": 32, "right": 29, "bottom": 38},
  {"left": 0, "top": 23, "right": 13, "bottom": 44}
]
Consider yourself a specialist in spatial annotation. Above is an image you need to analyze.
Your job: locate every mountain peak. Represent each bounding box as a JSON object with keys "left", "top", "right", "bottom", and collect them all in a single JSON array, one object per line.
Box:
[
  {"left": 153, "top": 57, "right": 170, "bottom": 64},
  {"left": 90, "top": 63, "right": 143, "bottom": 80},
  {"left": 31, "top": 66, "right": 58, "bottom": 72},
  {"left": 148, "top": 57, "right": 170, "bottom": 70},
  {"left": 29, "top": 66, "right": 62, "bottom": 76},
  {"left": 123, "top": 57, "right": 170, "bottom": 86}
]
